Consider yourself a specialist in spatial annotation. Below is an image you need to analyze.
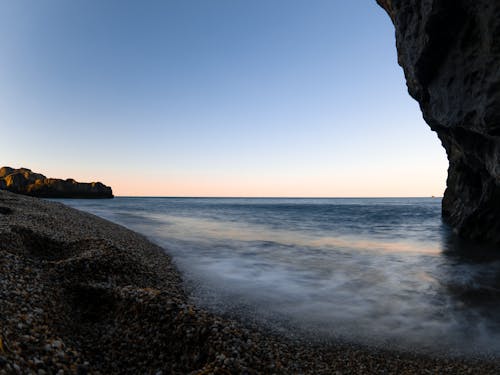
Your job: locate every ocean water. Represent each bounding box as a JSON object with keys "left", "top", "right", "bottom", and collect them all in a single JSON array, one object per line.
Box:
[{"left": 58, "top": 197, "right": 500, "bottom": 356}]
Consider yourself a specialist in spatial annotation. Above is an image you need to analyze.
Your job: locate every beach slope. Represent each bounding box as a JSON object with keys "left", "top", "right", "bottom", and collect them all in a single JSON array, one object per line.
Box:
[{"left": 0, "top": 190, "right": 497, "bottom": 374}]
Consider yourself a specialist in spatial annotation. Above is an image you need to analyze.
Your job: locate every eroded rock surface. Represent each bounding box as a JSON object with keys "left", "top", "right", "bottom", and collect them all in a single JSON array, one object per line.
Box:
[
  {"left": 377, "top": 0, "right": 500, "bottom": 243},
  {"left": 0, "top": 167, "right": 113, "bottom": 198}
]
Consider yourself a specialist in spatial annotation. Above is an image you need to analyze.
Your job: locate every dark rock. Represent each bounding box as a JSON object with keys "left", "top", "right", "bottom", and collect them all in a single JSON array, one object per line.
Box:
[
  {"left": 0, "top": 167, "right": 113, "bottom": 199},
  {"left": 0, "top": 206, "right": 12, "bottom": 214},
  {"left": 377, "top": 0, "right": 500, "bottom": 243}
]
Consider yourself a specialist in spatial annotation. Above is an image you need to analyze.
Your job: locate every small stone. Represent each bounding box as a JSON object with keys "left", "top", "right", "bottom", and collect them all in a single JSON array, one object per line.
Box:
[
  {"left": 77, "top": 364, "right": 88, "bottom": 375},
  {"left": 52, "top": 340, "right": 62, "bottom": 349},
  {"left": 33, "top": 357, "right": 44, "bottom": 366}
]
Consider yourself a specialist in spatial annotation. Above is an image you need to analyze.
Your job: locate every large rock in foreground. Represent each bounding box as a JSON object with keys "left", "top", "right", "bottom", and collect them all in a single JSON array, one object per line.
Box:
[
  {"left": 377, "top": 0, "right": 500, "bottom": 243},
  {"left": 0, "top": 167, "right": 113, "bottom": 198}
]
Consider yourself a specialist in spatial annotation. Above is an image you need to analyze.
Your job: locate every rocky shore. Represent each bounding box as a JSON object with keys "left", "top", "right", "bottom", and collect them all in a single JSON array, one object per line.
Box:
[
  {"left": 1, "top": 190, "right": 499, "bottom": 374},
  {"left": 0, "top": 167, "right": 113, "bottom": 199}
]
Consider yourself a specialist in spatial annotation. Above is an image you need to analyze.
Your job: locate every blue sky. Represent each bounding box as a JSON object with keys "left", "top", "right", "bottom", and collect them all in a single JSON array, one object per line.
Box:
[{"left": 0, "top": 0, "right": 448, "bottom": 196}]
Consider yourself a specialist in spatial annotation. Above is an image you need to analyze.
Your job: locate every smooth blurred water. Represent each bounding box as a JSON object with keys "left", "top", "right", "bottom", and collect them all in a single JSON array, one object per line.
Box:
[{"left": 57, "top": 197, "right": 500, "bottom": 356}]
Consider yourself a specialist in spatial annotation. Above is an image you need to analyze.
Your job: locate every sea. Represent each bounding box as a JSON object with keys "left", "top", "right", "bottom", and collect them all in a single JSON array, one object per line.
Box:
[{"left": 57, "top": 197, "right": 500, "bottom": 357}]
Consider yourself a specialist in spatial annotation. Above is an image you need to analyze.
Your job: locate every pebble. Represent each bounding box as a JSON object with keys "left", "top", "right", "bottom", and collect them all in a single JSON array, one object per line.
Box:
[{"left": 52, "top": 340, "right": 63, "bottom": 349}]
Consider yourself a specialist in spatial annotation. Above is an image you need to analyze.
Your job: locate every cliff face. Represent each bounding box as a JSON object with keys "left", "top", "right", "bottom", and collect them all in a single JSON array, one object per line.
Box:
[
  {"left": 377, "top": 0, "right": 500, "bottom": 243},
  {"left": 0, "top": 167, "right": 113, "bottom": 198}
]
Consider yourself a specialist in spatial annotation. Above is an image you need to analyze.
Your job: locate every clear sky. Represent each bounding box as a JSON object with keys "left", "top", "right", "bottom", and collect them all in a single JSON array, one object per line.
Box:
[{"left": 0, "top": 0, "right": 448, "bottom": 197}]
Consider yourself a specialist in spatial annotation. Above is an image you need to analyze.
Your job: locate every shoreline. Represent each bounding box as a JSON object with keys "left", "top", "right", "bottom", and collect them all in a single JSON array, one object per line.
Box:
[{"left": 1, "top": 190, "right": 498, "bottom": 374}]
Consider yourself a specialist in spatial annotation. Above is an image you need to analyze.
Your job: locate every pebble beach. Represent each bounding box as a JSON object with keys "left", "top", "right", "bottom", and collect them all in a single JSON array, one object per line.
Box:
[{"left": 1, "top": 190, "right": 499, "bottom": 374}]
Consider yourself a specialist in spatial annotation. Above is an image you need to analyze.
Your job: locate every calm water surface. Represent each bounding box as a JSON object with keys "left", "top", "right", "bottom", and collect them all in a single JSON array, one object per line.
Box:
[{"left": 57, "top": 197, "right": 500, "bottom": 356}]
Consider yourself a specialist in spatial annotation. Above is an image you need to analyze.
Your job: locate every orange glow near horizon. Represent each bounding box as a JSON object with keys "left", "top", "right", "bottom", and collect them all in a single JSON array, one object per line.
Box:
[
  {"left": 91, "top": 171, "right": 446, "bottom": 197},
  {"left": 8, "top": 159, "right": 447, "bottom": 198}
]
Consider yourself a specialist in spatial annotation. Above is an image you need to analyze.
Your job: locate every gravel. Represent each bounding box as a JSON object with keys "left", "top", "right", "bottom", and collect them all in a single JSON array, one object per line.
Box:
[{"left": 0, "top": 189, "right": 498, "bottom": 374}]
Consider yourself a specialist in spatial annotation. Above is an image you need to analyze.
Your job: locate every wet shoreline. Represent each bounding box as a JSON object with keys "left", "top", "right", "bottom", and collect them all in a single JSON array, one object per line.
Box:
[{"left": 1, "top": 190, "right": 499, "bottom": 374}]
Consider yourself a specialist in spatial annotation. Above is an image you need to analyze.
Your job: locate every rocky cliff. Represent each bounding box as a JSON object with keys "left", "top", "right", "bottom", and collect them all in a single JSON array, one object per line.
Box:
[
  {"left": 377, "top": 0, "right": 500, "bottom": 243},
  {"left": 0, "top": 167, "right": 113, "bottom": 198}
]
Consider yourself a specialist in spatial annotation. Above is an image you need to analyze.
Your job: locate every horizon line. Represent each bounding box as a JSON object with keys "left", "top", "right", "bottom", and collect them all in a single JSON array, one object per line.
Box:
[{"left": 113, "top": 195, "right": 444, "bottom": 199}]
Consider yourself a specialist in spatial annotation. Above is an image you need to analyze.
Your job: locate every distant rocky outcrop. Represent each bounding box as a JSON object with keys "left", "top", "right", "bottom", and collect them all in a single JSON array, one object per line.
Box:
[
  {"left": 377, "top": 0, "right": 500, "bottom": 243},
  {"left": 0, "top": 167, "right": 113, "bottom": 198}
]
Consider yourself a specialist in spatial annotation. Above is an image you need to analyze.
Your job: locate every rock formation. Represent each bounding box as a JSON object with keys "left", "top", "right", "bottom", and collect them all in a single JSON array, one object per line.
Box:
[
  {"left": 377, "top": 0, "right": 500, "bottom": 243},
  {"left": 0, "top": 167, "right": 113, "bottom": 198}
]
